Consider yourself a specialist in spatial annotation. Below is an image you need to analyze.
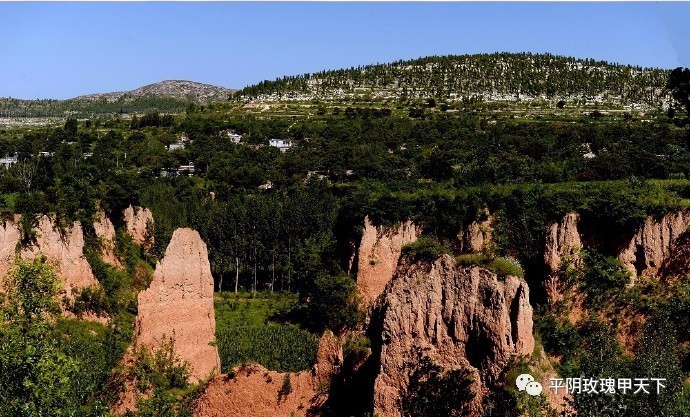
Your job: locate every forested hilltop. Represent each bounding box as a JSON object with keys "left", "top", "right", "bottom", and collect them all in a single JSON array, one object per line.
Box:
[{"left": 236, "top": 52, "right": 669, "bottom": 108}]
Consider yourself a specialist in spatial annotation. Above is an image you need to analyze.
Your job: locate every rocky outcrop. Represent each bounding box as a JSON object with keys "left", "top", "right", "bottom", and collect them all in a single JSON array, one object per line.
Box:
[
  {"left": 193, "top": 332, "right": 342, "bottom": 417},
  {"left": 135, "top": 228, "right": 220, "bottom": 382},
  {"left": 355, "top": 216, "right": 420, "bottom": 304},
  {"left": 543, "top": 210, "right": 690, "bottom": 297},
  {"left": 459, "top": 213, "right": 494, "bottom": 253},
  {"left": 371, "top": 255, "right": 534, "bottom": 417},
  {"left": 315, "top": 330, "right": 344, "bottom": 385},
  {"left": 0, "top": 215, "right": 21, "bottom": 282},
  {"left": 19, "top": 215, "right": 100, "bottom": 300},
  {"left": 94, "top": 211, "right": 120, "bottom": 266},
  {"left": 618, "top": 211, "right": 690, "bottom": 282},
  {"left": 543, "top": 212, "right": 582, "bottom": 303},
  {"left": 124, "top": 205, "right": 153, "bottom": 247}
]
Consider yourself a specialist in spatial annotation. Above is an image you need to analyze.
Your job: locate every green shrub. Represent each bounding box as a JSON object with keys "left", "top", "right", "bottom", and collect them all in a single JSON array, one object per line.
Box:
[
  {"left": 68, "top": 285, "right": 111, "bottom": 317},
  {"left": 130, "top": 338, "right": 191, "bottom": 392},
  {"left": 485, "top": 257, "right": 524, "bottom": 278},
  {"left": 0, "top": 260, "right": 119, "bottom": 416},
  {"left": 402, "top": 237, "right": 449, "bottom": 262},
  {"left": 455, "top": 253, "right": 524, "bottom": 278},
  {"left": 402, "top": 353, "right": 475, "bottom": 417},
  {"left": 278, "top": 374, "right": 293, "bottom": 400},
  {"left": 305, "top": 274, "right": 364, "bottom": 333},
  {"left": 580, "top": 249, "right": 630, "bottom": 305},
  {"left": 536, "top": 311, "right": 581, "bottom": 359},
  {"left": 342, "top": 334, "right": 371, "bottom": 364}
]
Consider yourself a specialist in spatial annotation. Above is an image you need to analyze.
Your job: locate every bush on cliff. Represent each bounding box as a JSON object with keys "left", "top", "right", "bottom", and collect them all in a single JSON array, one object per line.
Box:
[
  {"left": 580, "top": 249, "right": 630, "bottom": 305},
  {"left": 456, "top": 253, "right": 524, "bottom": 278},
  {"left": 402, "top": 237, "right": 449, "bottom": 262}
]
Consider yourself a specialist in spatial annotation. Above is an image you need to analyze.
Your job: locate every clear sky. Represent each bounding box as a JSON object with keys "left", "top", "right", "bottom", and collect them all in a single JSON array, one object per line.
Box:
[{"left": 1, "top": 2, "right": 688, "bottom": 100}]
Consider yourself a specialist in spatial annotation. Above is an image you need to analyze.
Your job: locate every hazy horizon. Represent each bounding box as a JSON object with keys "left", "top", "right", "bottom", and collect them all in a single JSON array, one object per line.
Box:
[{"left": 2, "top": 2, "right": 688, "bottom": 100}]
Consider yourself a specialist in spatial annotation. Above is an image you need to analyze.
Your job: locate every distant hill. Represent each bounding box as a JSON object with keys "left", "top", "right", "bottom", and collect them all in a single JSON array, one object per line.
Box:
[
  {"left": 0, "top": 80, "right": 235, "bottom": 119},
  {"left": 235, "top": 52, "right": 671, "bottom": 109},
  {"left": 74, "top": 80, "right": 235, "bottom": 104}
]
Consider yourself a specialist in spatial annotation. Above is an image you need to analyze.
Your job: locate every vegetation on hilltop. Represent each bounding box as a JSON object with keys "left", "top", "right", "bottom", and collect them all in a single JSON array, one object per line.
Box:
[{"left": 236, "top": 52, "right": 669, "bottom": 108}]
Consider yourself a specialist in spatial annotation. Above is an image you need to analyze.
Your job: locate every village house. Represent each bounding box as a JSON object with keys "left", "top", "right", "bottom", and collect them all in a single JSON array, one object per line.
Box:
[
  {"left": 167, "top": 143, "right": 185, "bottom": 151},
  {"left": 222, "top": 130, "right": 242, "bottom": 144},
  {"left": 269, "top": 138, "right": 293, "bottom": 152},
  {"left": 161, "top": 162, "right": 196, "bottom": 177},
  {"left": 0, "top": 153, "right": 17, "bottom": 169}
]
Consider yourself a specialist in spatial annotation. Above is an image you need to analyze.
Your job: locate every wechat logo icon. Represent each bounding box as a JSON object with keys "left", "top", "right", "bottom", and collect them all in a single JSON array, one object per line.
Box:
[{"left": 516, "top": 373, "right": 543, "bottom": 396}]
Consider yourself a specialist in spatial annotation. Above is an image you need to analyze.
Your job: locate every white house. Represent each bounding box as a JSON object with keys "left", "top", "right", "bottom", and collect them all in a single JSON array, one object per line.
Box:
[
  {"left": 269, "top": 139, "right": 293, "bottom": 152},
  {"left": 160, "top": 162, "right": 196, "bottom": 177},
  {"left": 0, "top": 153, "right": 17, "bottom": 169},
  {"left": 167, "top": 143, "right": 185, "bottom": 151},
  {"left": 177, "top": 162, "right": 196, "bottom": 175},
  {"left": 228, "top": 133, "right": 242, "bottom": 144}
]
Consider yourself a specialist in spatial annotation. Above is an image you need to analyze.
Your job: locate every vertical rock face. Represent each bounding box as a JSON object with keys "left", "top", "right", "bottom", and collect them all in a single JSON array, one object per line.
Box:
[
  {"left": 617, "top": 211, "right": 690, "bottom": 282},
  {"left": 94, "top": 211, "right": 120, "bottom": 267},
  {"left": 543, "top": 212, "right": 582, "bottom": 303},
  {"left": 20, "top": 216, "right": 100, "bottom": 300},
  {"left": 355, "top": 216, "right": 420, "bottom": 304},
  {"left": 124, "top": 205, "right": 153, "bottom": 247},
  {"left": 315, "top": 330, "right": 344, "bottom": 385},
  {"left": 135, "top": 228, "right": 220, "bottom": 382},
  {"left": 459, "top": 213, "right": 494, "bottom": 253},
  {"left": 543, "top": 210, "right": 690, "bottom": 294},
  {"left": 0, "top": 216, "right": 21, "bottom": 282},
  {"left": 371, "top": 255, "right": 534, "bottom": 417}
]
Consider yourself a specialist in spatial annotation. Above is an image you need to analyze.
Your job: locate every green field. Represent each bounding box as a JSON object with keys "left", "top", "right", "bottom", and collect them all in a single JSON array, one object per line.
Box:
[{"left": 214, "top": 292, "right": 319, "bottom": 373}]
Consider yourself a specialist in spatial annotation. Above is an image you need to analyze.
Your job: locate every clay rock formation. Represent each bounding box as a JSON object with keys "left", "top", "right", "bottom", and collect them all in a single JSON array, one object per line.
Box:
[
  {"left": 94, "top": 211, "right": 120, "bottom": 266},
  {"left": 355, "top": 216, "right": 420, "bottom": 304},
  {"left": 194, "top": 365, "right": 322, "bottom": 417},
  {"left": 371, "top": 254, "right": 534, "bottom": 417},
  {"left": 543, "top": 210, "right": 690, "bottom": 295},
  {"left": 20, "top": 215, "right": 100, "bottom": 300},
  {"left": 0, "top": 215, "right": 103, "bottom": 324},
  {"left": 543, "top": 212, "right": 582, "bottom": 302},
  {"left": 315, "top": 330, "right": 344, "bottom": 385},
  {"left": 135, "top": 228, "right": 220, "bottom": 382},
  {"left": 194, "top": 331, "right": 343, "bottom": 417},
  {"left": 0, "top": 215, "right": 21, "bottom": 282},
  {"left": 124, "top": 205, "right": 153, "bottom": 247},
  {"left": 618, "top": 211, "right": 690, "bottom": 282},
  {"left": 459, "top": 212, "right": 494, "bottom": 253}
]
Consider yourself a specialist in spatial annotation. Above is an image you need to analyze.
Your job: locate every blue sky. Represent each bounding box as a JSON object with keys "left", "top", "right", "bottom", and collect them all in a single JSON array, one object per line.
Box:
[{"left": 1, "top": 2, "right": 688, "bottom": 100}]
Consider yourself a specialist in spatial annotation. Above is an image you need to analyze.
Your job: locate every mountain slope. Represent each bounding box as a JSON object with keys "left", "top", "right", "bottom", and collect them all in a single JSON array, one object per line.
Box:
[
  {"left": 235, "top": 52, "right": 670, "bottom": 108},
  {"left": 75, "top": 80, "right": 235, "bottom": 103},
  {"left": 0, "top": 80, "right": 235, "bottom": 118}
]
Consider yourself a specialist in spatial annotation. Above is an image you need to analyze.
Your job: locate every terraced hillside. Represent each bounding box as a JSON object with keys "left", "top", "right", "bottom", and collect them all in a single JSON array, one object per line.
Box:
[{"left": 236, "top": 52, "right": 670, "bottom": 109}]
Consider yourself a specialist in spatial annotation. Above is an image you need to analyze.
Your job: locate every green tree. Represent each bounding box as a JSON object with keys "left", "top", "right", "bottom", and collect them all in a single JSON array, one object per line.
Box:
[
  {"left": 667, "top": 67, "right": 690, "bottom": 127},
  {"left": 0, "top": 259, "right": 79, "bottom": 416},
  {"left": 402, "top": 353, "right": 475, "bottom": 417}
]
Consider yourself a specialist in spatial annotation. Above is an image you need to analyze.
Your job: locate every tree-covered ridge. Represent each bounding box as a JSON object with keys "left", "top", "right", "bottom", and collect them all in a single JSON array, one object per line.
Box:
[{"left": 235, "top": 52, "right": 669, "bottom": 107}]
